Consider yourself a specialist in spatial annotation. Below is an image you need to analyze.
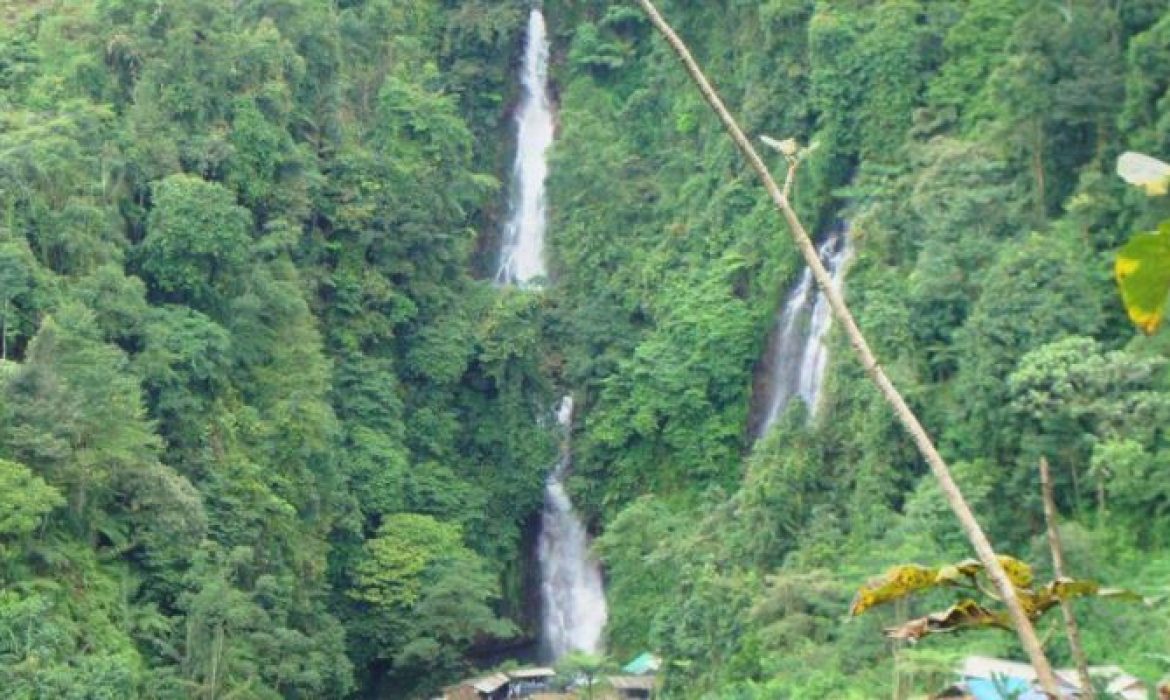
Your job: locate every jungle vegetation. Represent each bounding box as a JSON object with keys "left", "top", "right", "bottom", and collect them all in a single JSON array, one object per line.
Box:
[{"left": 3, "top": 1, "right": 1170, "bottom": 698}]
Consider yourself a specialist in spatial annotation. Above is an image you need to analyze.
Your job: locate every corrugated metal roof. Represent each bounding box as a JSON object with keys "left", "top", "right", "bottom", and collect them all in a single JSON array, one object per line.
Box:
[
  {"left": 609, "top": 676, "right": 656, "bottom": 691},
  {"left": 508, "top": 667, "right": 556, "bottom": 680},
  {"left": 957, "top": 656, "right": 1148, "bottom": 700},
  {"left": 471, "top": 673, "right": 510, "bottom": 694},
  {"left": 961, "top": 656, "right": 1038, "bottom": 683},
  {"left": 1099, "top": 671, "right": 1147, "bottom": 700},
  {"left": 966, "top": 677, "right": 1045, "bottom": 700},
  {"left": 622, "top": 653, "right": 662, "bottom": 675}
]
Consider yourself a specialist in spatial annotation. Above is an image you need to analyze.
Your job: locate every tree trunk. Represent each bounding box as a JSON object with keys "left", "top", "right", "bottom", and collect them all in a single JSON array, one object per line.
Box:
[
  {"left": 1070, "top": 458, "right": 1082, "bottom": 513},
  {"left": 634, "top": 1, "right": 1062, "bottom": 695},
  {"left": 1032, "top": 120, "right": 1048, "bottom": 224},
  {"left": 893, "top": 597, "right": 911, "bottom": 700},
  {"left": 209, "top": 622, "right": 224, "bottom": 700},
  {"left": 1040, "top": 456, "right": 1094, "bottom": 698}
]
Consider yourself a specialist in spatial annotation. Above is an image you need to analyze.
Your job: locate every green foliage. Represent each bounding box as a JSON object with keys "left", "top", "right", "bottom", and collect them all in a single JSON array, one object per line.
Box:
[
  {"left": 950, "top": 231, "right": 1103, "bottom": 462},
  {"left": 1009, "top": 335, "right": 1170, "bottom": 525},
  {"left": 5, "top": 0, "right": 1170, "bottom": 697},
  {"left": 351, "top": 513, "right": 464, "bottom": 609},
  {"left": 0, "top": 458, "right": 62, "bottom": 545},
  {"left": 0, "top": 1, "right": 539, "bottom": 696},
  {"left": 348, "top": 514, "right": 514, "bottom": 695},
  {"left": 546, "top": 1, "right": 1170, "bottom": 697},
  {"left": 139, "top": 174, "right": 252, "bottom": 311},
  {"left": 556, "top": 651, "right": 613, "bottom": 700}
]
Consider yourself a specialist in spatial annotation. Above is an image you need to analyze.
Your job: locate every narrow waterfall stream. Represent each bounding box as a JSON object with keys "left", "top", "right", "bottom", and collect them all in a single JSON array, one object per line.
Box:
[
  {"left": 498, "top": 9, "right": 607, "bottom": 662},
  {"left": 537, "top": 397, "right": 607, "bottom": 659},
  {"left": 496, "top": 8, "right": 555, "bottom": 287},
  {"left": 751, "top": 226, "right": 852, "bottom": 439}
]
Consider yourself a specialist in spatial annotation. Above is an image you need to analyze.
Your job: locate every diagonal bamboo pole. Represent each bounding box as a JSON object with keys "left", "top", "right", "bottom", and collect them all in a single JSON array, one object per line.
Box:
[{"left": 633, "top": 1, "right": 1061, "bottom": 695}]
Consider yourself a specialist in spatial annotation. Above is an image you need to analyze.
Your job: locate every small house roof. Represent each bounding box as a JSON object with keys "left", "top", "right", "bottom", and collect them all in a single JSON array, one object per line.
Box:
[
  {"left": 471, "top": 673, "right": 511, "bottom": 694},
  {"left": 960, "top": 656, "right": 1079, "bottom": 688},
  {"left": 966, "top": 678, "right": 1049, "bottom": 700},
  {"left": 1089, "top": 667, "right": 1147, "bottom": 700},
  {"left": 622, "top": 653, "right": 662, "bottom": 675},
  {"left": 609, "top": 675, "right": 657, "bottom": 691},
  {"left": 508, "top": 667, "right": 556, "bottom": 680},
  {"left": 957, "top": 656, "right": 1147, "bottom": 700},
  {"left": 960, "top": 656, "right": 1039, "bottom": 683}
]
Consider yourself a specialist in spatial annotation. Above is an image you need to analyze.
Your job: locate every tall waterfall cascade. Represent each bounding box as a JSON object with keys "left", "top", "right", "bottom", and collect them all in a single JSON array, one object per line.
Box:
[
  {"left": 496, "top": 8, "right": 555, "bottom": 287},
  {"left": 753, "top": 227, "right": 852, "bottom": 439},
  {"left": 498, "top": 9, "right": 607, "bottom": 661},
  {"left": 537, "top": 397, "right": 608, "bottom": 659}
]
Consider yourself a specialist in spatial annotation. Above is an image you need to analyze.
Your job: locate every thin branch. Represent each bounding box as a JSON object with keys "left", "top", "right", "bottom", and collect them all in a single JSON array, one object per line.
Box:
[
  {"left": 634, "top": 1, "right": 1062, "bottom": 696},
  {"left": 976, "top": 579, "right": 1005, "bottom": 604},
  {"left": 1041, "top": 456, "right": 1095, "bottom": 698},
  {"left": 782, "top": 161, "right": 797, "bottom": 201}
]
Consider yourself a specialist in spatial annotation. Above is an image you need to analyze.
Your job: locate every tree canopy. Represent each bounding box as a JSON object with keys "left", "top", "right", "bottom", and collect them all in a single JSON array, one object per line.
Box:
[{"left": 3, "top": 0, "right": 1170, "bottom": 698}]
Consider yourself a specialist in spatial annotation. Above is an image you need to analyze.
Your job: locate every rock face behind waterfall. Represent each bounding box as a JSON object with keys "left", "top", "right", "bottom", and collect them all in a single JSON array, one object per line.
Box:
[
  {"left": 497, "top": 9, "right": 608, "bottom": 662},
  {"left": 749, "top": 225, "right": 852, "bottom": 440}
]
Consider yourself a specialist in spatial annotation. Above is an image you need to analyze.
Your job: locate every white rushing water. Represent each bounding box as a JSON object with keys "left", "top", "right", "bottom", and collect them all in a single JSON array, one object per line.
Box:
[
  {"left": 537, "top": 397, "right": 607, "bottom": 660},
  {"left": 498, "top": 10, "right": 607, "bottom": 661},
  {"left": 496, "top": 8, "right": 555, "bottom": 287},
  {"left": 754, "top": 226, "right": 852, "bottom": 437}
]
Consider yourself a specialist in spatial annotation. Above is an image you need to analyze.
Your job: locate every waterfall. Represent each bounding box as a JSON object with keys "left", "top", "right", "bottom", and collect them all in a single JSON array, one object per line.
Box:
[
  {"left": 537, "top": 397, "right": 607, "bottom": 660},
  {"left": 496, "top": 8, "right": 555, "bottom": 287},
  {"left": 752, "top": 226, "right": 852, "bottom": 438},
  {"left": 498, "top": 9, "right": 607, "bottom": 661}
]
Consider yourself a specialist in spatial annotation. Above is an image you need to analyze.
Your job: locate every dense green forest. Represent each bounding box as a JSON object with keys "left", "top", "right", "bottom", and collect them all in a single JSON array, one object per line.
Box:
[{"left": 3, "top": 0, "right": 1170, "bottom": 698}]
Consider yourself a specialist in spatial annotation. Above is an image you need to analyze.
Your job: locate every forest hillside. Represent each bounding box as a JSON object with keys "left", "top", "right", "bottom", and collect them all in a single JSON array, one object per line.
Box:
[{"left": 2, "top": 1, "right": 1170, "bottom": 699}]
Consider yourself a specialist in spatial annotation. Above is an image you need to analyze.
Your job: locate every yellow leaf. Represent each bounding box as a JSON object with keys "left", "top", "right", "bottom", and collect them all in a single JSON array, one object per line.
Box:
[
  {"left": 851, "top": 564, "right": 939, "bottom": 616},
  {"left": 1046, "top": 577, "right": 1098, "bottom": 600},
  {"left": 1116, "top": 256, "right": 1140, "bottom": 278},
  {"left": 996, "top": 555, "right": 1034, "bottom": 588},
  {"left": 1045, "top": 578, "right": 1146, "bottom": 604},
  {"left": 935, "top": 565, "right": 964, "bottom": 585},
  {"left": 1017, "top": 589, "right": 1059, "bottom": 619},
  {"left": 883, "top": 600, "right": 1009, "bottom": 642}
]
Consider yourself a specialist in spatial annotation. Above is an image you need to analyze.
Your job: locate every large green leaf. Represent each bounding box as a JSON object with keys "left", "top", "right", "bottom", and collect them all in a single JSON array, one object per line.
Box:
[{"left": 1115, "top": 220, "right": 1170, "bottom": 334}]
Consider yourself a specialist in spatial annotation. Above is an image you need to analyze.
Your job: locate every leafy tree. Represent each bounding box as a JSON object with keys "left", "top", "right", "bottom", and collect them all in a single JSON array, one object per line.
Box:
[
  {"left": 6, "top": 0, "right": 1170, "bottom": 696},
  {"left": 556, "top": 651, "right": 613, "bottom": 700},
  {"left": 3, "top": 307, "right": 165, "bottom": 536},
  {"left": 348, "top": 513, "right": 513, "bottom": 694},
  {"left": 0, "top": 235, "right": 46, "bottom": 361},
  {"left": 1009, "top": 336, "right": 1170, "bottom": 516},
  {"left": 0, "top": 457, "right": 63, "bottom": 563},
  {"left": 138, "top": 174, "right": 252, "bottom": 312},
  {"left": 950, "top": 231, "right": 1103, "bottom": 462}
]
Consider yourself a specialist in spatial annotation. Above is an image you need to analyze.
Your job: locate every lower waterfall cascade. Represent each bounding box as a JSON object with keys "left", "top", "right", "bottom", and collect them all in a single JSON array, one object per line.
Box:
[{"left": 536, "top": 397, "right": 608, "bottom": 660}]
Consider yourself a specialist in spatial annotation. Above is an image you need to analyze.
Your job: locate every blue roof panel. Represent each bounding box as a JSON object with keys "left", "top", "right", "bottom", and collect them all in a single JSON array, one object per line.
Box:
[{"left": 967, "top": 677, "right": 1030, "bottom": 700}]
